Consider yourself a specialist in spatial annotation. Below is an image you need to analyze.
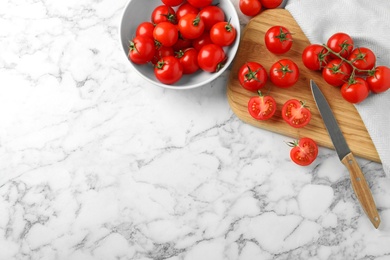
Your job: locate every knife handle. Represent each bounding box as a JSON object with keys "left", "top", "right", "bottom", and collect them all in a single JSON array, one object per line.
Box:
[{"left": 341, "top": 152, "right": 381, "bottom": 228}]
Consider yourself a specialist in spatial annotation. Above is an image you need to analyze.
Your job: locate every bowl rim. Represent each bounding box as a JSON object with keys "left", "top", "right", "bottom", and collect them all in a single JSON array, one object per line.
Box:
[{"left": 118, "top": 0, "right": 241, "bottom": 90}]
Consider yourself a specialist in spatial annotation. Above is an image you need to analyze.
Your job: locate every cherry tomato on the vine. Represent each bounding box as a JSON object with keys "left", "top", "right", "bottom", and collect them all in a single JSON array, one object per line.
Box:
[
  {"left": 288, "top": 137, "right": 318, "bottom": 166},
  {"left": 326, "top": 32, "right": 354, "bottom": 59},
  {"left": 239, "top": 0, "right": 262, "bottom": 17},
  {"left": 176, "top": 48, "right": 199, "bottom": 74},
  {"left": 341, "top": 77, "right": 370, "bottom": 104},
  {"left": 269, "top": 59, "right": 299, "bottom": 88},
  {"left": 199, "top": 5, "right": 226, "bottom": 31},
  {"left": 302, "top": 44, "right": 330, "bottom": 71},
  {"left": 238, "top": 62, "right": 268, "bottom": 92},
  {"left": 366, "top": 66, "right": 390, "bottom": 93},
  {"left": 322, "top": 59, "right": 352, "bottom": 87},
  {"left": 151, "top": 5, "right": 176, "bottom": 24},
  {"left": 210, "top": 21, "right": 237, "bottom": 47},
  {"left": 154, "top": 56, "right": 183, "bottom": 84},
  {"left": 197, "top": 43, "right": 226, "bottom": 73},
  {"left": 178, "top": 13, "right": 205, "bottom": 40},
  {"left": 248, "top": 91, "right": 276, "bottom": 120},
  {"left": 128, "top": 35, "right": 155, "bottom": 65},
  {"left": 187, "top": 0, "right": 212, "bottom": 8},
  {"left": 282, "top": 99, "right": 311, "bottom": 128},
  {"left": 348, "top": 47, "right": 376, "bottom": 73},
  {"left": 264, "top": 26, "right": 293, "bottom": 54},
  {"left": 153, "top": 21, "right": 179, "bottom": 47}
]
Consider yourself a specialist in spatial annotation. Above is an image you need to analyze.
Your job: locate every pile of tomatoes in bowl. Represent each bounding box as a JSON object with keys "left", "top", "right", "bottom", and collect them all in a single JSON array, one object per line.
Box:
[{"left": 119, "top": 0, "right": 240, "bottom": 89}]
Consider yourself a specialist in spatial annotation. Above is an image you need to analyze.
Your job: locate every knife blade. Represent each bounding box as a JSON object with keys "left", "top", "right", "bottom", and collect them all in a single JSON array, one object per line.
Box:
[{"left": 310, "top": 79, "right": 380, "bottom": 229}]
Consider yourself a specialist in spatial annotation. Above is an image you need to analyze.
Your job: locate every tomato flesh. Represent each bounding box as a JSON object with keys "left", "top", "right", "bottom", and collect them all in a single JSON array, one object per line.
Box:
[
  {"left": 290, "top": 138, "right": 318, "bottom": 166},
  {"left": 282, "top": 99, "right": 311, "bottom": 128},
  {"left": 248, "top": 92, "right": 276, "bottom": 120}
]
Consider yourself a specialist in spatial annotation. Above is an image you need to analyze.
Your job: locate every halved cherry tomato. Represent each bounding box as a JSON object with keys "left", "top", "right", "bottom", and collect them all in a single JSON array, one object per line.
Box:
[
  {"left": 327, "top": 32, "right": 354, "bottom": 59},
  {"left": 210, "top": 21, "right": 237, "bottom": 47},
  {"left": 302, "top": 44, "right": 330, "bottom": 71},
  {"left": 151, "top": 5, "right": 176, "bottom": 24},
  {"left": 154, "top": 56, "right": 183, "bottom": 84},
  {"left": 248, "top": 91, "right": 276, "bottom": 120},
  {"left": 178, "top": 13, "right": 205, "bottom": 40},
  {"left": 341, "top": 77, "right": 370, "bottom": 104},
  {"left": 288, "top": 137, "right": 318, "bottom": 166},
  {"left": 176, "top": 48, "right": 199, "bottom": 74},
  {"left": 366, "top": 66, "right": 390, "bottom": 93},
  {"left": 269, "top": 59, "right": 299, "bottom": 88},
  {"left": 238, "top": 62, "right": 268, "bottom": 92},
  {"left": 239, "top": 0, "right": 262, "bottom": 17},
  {"left": 322, "top": 59, "right": 352, "bottom": 87},
  {"left": 153, "top": 22, "right": 179, "bottom": 47},
  {"left": 347, "top": 47, "right": 376, "bottom": 73},
  {"left": 197, "top": 43, "right": 226, "bottom": 73},
  {"left": 264, "top": 26, "right": 293, "bottom": 54},
  {"left": 199, "top": 5, "right": 225, "bottom": 31},
  {"left": 128, "top": 35, "right": 155, "bottom": 64},
  {"left": 282, "top": 99, "right": 311, "bottom": 128}
]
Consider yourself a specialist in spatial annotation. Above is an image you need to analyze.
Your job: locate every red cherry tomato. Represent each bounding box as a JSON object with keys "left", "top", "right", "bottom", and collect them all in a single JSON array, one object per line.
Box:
[
  {"left": 239, "top": 0, "right": 262, "bottom": 17},
  {"left": 248, "top": 91, "right": 276, "bottom": 120},
  {"left": 162, "top": 0, "right": 184, "bottom": 7},
  {"left": 264, "top": 26, "right": 293, "bottom": 54},
  {"left": 199, "top": 5, "right": 225, "bottom": 31},
  {"left": 178, "top": 13, "right": 205, "bottom": 40},
  {"left": 153, "top": 22, "right": 179, "bottom": 47},
  {"left": 176, "top": 48, "right": 199, "bottom": 74},
  {"left": 176, "top": 2, "right": 199, "bottom": 21},
  {"left": 326, "top": 32, "right": 354, "bottom": 59},
  {"left": 197, "top": 44, "right": 226, "bottom": 73},
  {"left": 260, "top": 0, "right": 282, "bottom": 9},
  {"left": 151, "top": 5, "right": 176, "bottom": 24},
  {"left": 154, "top": 56, "right": 183, "bottom": 84},
  {"left": 348, "top": 47, "right": 376, "bottom": 73},
  {"left": 152, "top": 45, "right": 175, "bottom": 65},
  {"left": 282, "top": 99, "right": 311, "bottom": 128},
  {"left": 128, "top": 35, "right": 155, "bottom": 64},
  {"left": 186, "top": 0, "right": 212, "bottom": 8},
  {"left": 209, "top": 21, "right": 237, "bottom": 47},
  {"left": 322, "top": 59, "right": 352, "bottom": 87},
  {"left": 135, "top": 22, "right": 155, "bottom": 39},
  {"left": 238, "top": 62, "right": 268, "bottom": 92},
  {"left": 288, "top": 137, "right": 318, "bottom": 166},
  {"left": 192, "top": 31, "right": 213, "bottom": 51},
  {"left": 269, "top": 59, "right": 299, "bottom": 88},
  {"left": 341, "top": 77, "right": 370, "bottom": 104},
  {"left": 366, "top": 66, "right": 390, "bottom": 93},
  {"left": 172, "top": 34, "right": 193, "bottom": 51},
  {"left": 302, "top": 44, "right": 330, "bottom": 71}
]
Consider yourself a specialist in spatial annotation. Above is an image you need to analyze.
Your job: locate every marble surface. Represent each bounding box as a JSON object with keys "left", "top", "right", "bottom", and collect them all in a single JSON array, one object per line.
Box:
[{"left": 1, "top": 0, "right": 390, "bottom": 259}]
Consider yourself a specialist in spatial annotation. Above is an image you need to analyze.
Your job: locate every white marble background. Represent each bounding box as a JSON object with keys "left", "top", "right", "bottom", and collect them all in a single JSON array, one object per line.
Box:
[{"left": 1, "top": 0, "right": 390, "bottom": 259}]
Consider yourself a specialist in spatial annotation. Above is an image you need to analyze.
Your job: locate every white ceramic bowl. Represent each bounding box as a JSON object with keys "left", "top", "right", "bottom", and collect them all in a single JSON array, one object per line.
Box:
[{"left": 119, "top": 0, "right": 241, "bottom": 89}]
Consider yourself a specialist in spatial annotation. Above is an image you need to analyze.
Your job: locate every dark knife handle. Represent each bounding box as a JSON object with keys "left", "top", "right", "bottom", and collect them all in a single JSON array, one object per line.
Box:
[{"left": 341, "top": 152, "right": 381, "bottom": 228}]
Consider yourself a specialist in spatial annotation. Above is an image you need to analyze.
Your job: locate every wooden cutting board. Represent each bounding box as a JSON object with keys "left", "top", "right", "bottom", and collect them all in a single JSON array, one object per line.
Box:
[{"left": 227, "top": 9, "right": 381, "bottom": 163}]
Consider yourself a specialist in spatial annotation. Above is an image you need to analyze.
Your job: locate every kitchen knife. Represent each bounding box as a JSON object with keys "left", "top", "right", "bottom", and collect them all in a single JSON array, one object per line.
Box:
[{"left": 310, "top": 79, "right": 380, "bottom": 229}]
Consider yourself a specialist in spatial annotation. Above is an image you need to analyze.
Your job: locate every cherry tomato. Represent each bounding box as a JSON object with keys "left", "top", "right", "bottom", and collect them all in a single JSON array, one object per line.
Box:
[
  {"left": 197, "top": 43, "right": 226, "bottom": 73},
  {"left": 135, "top": 22, "right": 155, "bottom": 39},
  {"left": 341, "top": 77, "right": 370, "bottom": 104},
  {"left": 282, "top": 99, "right": 311, "bottom": 128},
  {"left": 269, "top": 59, "right": 299, "bottom": 88},
  {"left": 176, "top": 2, "right": 199, "bottom": 21},
  {"left": 264, "top": 26, "right": 293, "bottom": 54},
  {"left": 178, "top": 13, "right": 205, "bottom": 40},
  {"left": 152, "top": 45, "right": 175, "bottom": 65},
  {"left": 326, "top": 32, "right": 354, "bottom": 59},
  {"left": 239, "top": 0, "right": 262, "bottom": 17},
  {"left": 151, "top": 5, "right": 176, "bottom": 24},
  {"left": 154, "top": 56, "right": 183, "bottom": 84},
  {"left": 186, "top": 0, "right": 212, "bottom": 8},
  {"left": 172, "top": 33, "right": 193, "bottom": 51},
  {"left": 260, "top": 0, "right": 282, "bottom": 9},
  {"left": 153, "top": 22, "right": 179, "bottom": 47},
  {"left": 238, "top": 62, "right": 268, "bottom": 92},
  {"left": 176, "top": 48, "right": 199, "bottom": 74},
  {"left": 162, "top": 0, "right": 184, "bottom": 7},
  {"left": 302, "top": 44, "right": 330, "bottom": 71},
  {"left": 288, "top": 137, "right": 318, "bottom": 166},
  {"left": 128, "top": 35, "right": 155, "bottom": 64},
  {"left": 192, "top": 31, "right": 213, "bottom": 51},
  {"left": 366, "top": 66, "right": 390, "bottom": 93},
  {"left": 348, "top": 47, "right": 376, "bottom": 73},
  {"left": 248, "top": 91, "right": 276, "bottom": 120},
  {"left": 322, "top": 59, "right": 352, "bottom": 87},
  {"left": 210, "top": 21, "right": 237, "bottom": 47},
  {"left": 199, "top": 5, "right": 225, "bottom": 31}
]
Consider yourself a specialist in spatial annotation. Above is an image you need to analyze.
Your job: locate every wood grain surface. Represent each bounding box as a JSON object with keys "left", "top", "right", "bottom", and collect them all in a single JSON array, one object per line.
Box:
[{"left": 227, "top": 9, "right": 380, "bottom": 163}]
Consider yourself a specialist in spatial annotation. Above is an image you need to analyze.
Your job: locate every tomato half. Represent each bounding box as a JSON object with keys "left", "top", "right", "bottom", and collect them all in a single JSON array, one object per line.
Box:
[
  {"left": 366, "top": 66, "right": 390, "bottom": 93},
  {"left": 238, "top": 62, "right": 268, "bottom": 92},
  {"left": 340, "top": 77, "right": 370, "bottom": 104},
  {"left": 154, "top": 56, "right": 183, "bottom": 84},
  {"left": 197, "top": 44, "right": 226, "bottom": 73},
  {"left": 264, "top": 26, "right": 293, "bottom": 54},
  {"left": 326, "top": 32, "right": 354, "bottom": 59},
  {"left": 289, "top": 137, "right": 318, "bottom": 166},
  {"left": 210, "top": 21, "right": 237, "bottom": 47},
  {"left": 269, "top": 59, "right": 299, "bottom": 88},
  {"left": 302, "top": 44, "right": 330, "bottom": 71},
  {"left": 248, "top": 91, "right": 276, "bottom": 120},
  {"left": 282, "top": 99, "right": 311, "bottom": 128},
  {"left": 239, "top": 0, "right": 262, "bottom": 17},
  {"left": 322, "top": 59, "right": 352, "bottom": 87}
]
